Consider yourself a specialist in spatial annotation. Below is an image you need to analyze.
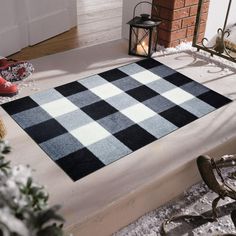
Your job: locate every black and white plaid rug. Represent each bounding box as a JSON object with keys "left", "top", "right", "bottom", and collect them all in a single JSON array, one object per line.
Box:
[{"left": 1, "top": 59, "right": 231, "bottom": 181}]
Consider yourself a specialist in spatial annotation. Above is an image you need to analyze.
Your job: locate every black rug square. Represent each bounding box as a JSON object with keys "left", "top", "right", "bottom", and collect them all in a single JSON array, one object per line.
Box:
[
  {"left": 114, "top": 124, "right": 156, "bottom": 151},
  {"left": 81, "top": 100, "right": 118, "bottom": 120},
  {"left": 1, "top": 97, "right": 38, "bottom": 115},
  {"left": 25, "top": 119, "right": 68, "bottom": 143},
  {"left": 56, "top": 148, "right": 105, "bottom": 181},
  {"left": 198, "top": 90, "right": 232, "bottom": 108},
  {"left": 160, "top": 106, "right": 198, "bottom": 128},
  {"left": 164, "top": 73, "right": 192, "bottom": 86},
  {"left": 99, "top": 68, "right": 128, "bottom": 82},
  {"left": 126, "top": 85, "right": 159, "bottom": 102},
  {"left": 55, "top": 81, "right": 87, "bottom": 97}
]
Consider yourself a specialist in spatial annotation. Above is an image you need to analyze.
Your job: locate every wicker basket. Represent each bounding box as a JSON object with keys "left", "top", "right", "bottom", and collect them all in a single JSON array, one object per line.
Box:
[{"left": 0, "top": 117, "right": 6, "bottom": 139}]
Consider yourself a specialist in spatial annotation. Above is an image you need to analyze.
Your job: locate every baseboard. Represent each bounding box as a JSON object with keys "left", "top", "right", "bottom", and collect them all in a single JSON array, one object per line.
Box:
[
  {"left": 0, "top": 26, "right": 21, "bottom": 57},
  {"left": 28, "top": 9, "right": 71, "bottom": 45}
]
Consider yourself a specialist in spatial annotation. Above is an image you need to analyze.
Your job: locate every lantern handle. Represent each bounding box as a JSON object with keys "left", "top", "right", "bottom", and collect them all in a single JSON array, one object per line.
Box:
[{"left": 133, "top": 1, "right": 159, "bottom": 19}]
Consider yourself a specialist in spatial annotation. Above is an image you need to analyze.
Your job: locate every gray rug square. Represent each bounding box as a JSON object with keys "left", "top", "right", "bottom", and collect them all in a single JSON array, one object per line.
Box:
[
  {"left": 56, "top": 109, "right": 93, "bottom": 131},
  {"left": 144, "top": 95, "right": 176, "bottom": 113},
  {"left": 79, "top": 74, "right": 107, "bottom": 89},
  {"left": 118, "top": 63, "right": 145, "bottom": 75},
  {"left": 181, "top": 81, "right": 210, "bottom": 96},
  {"left": 180, "top": 98, "right": 215, "bottom": 118},
  {"left": 150, "top": 64, "right": 176, "bottom": 78},
  {"left": 68, "top": 89, "right": 101, "bottom": 108},
  {"left": 106, "top": 92, "right": 139, "bottom": 110},
  {"left": 146, "top": 78, "right": 177, "bottom": 94},
  {"left": 40, "top": 133, "right": 83, "bottom": 161},
  {"left": 87, "top": 135, "right": 132, "bottom": 165},
  {"left": 12, "top": 106, "right": 51, "bottom": 129},
  {"left": 31, "top": 89, "right": 63, "bottom": 105},
  {"left": 98, "top": 111, "right": 134, "bottom": 134},
  {"left": 139, "top": 114, "right": 178, "bottom": 138},
  {"left": 112, "top": 76, "right": 142, "bottom": 91}
]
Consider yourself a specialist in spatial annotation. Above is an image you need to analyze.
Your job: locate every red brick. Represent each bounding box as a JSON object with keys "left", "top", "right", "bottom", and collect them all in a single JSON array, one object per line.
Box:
[
  {"left": 173, "top": 7, "right": 190, "bottom": 20},
  {"left": 187, "top": 26, "right": 195, "bottom": 36},
  {"left": 158, "top": 38, "right": 181, "bottom": 48},
  {"left": 190, "top": 5, "right": 198, "bottom": 15},
  {"left": 159, "top": 7, "right": 173, "bottom": 20},
  {"left": 169, "top": 40, "right": 181, "bottom": 47},
  {"left": 170, "top": 28, "right": 187, "bottom": 40},
  {"left": 182, "top": 16, "right": 196, "bottom": 27},
  {"left": 186, "top": 23, "right": 206, "bottom": 37},
  {"left": 171, "top": 19, "right": 183, "bottom": 30},
  {"left": 154, "top": 0, "right": 185, "bottom": 9},
  {"left": 158, "top": 28, "right": 187, "bottom": 45},
  {"left": 174, "top": 0, "right": 186, "bottom": 9},
  {"left": 190, "top": 2, "right": 209, "bottom": 17},
  {"left": 185, "top": 0, "right": 199, "bottom": 6},
  {"left": 199, "top": 23, "right": 206, "bottom": 33},
  {"left": 157, "top": 38, "right": 170, "bottom": 47},
  {"left": 180, "top": 36, "right": 193, "bottom": 43},
  {"left": 158, "top": 28, "right": 188, "bottom": 42},
  {"left": 159, "top": 19, "right": 182, "bottom": 31},
  {"left": 202, "top": 2, "right": 209, "bottom": 13},
  {"left": 197, "top": 33, "right": 205, "bottom": 43},
  {"left": 153, "top": 0, "right": 174, "bottom": 9},
  {"left": 158, "top": 21, "right": 168, "bottom": 30},
  {"left": 200, "top": 12, "right": 208, "bottom": 23},
  {"left": 158, "top": 29, "right": 171, "bottom": 41}
]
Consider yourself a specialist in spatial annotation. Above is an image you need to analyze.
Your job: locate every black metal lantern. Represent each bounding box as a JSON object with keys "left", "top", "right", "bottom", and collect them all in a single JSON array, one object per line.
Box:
[{"left": 127, "top": 1, "right": 161, "bottom": 58}]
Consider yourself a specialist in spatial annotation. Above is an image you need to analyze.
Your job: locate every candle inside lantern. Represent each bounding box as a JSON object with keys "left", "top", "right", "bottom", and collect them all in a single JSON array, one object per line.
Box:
[{"left": 137, "top": 41, "right": 149, "bottom": 55}]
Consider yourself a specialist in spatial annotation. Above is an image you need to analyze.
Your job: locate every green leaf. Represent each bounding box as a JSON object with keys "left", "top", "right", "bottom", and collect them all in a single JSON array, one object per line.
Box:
[
  {"left": 37, "top": 225, "right": 64, "bottom": 236},
  {"left": 0, "top": 156, "right": 10, "bottom": 175},
  {"left": 26, "top": 177, "right": 33, "bottom": 188},
  {"left": 35, "top": 205, "right": 64, "bottom": 228}
]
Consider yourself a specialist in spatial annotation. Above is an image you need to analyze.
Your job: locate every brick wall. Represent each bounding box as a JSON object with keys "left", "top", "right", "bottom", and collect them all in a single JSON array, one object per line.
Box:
[{"left": 152, "top": 0, "right": 210, "bottom": 47}]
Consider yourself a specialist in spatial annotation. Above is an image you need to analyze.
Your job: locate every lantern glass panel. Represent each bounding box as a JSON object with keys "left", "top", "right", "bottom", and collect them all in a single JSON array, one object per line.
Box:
[
  {"left": 130, "top": 27, "right": 138, "bottom": 55},
  {"left": 131, "top": 27, "right": 150, "bottom": 56}
]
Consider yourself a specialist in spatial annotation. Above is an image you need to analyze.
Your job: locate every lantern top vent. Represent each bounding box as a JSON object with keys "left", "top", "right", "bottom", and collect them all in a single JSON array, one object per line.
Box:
[{"left": 127, "top": 1, "right": 161, "bottom": 28}]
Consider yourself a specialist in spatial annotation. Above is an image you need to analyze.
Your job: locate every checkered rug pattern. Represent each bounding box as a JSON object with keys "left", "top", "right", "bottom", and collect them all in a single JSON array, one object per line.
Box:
[{"left": 1, "top": 59, "right": 231, "bottom": 181}]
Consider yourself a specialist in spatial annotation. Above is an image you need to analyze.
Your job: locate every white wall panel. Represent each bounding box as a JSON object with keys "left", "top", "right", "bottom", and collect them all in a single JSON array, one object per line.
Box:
[
  {"left": 0, "top": 0, "right": 76, "bottom": 56},
  {"left": 25, "top": 0, "right": 72, "bottom": 45},
  {"left": 0, "top": 0, "right": 22, "bottom": 56},
  {"left": 204, "top": 0, "right": 236, "bottom": 41},
  {"left": 67, "top": 0, "right": 78, "bottom": 27},
  {"left": 27, "top": 0, "right": 67, "bottom": 19}
]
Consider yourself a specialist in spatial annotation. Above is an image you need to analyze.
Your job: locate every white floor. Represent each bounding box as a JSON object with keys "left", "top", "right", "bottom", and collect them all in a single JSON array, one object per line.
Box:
[{"left": 1, "top": 39, "right": 236, "bottom": 236}]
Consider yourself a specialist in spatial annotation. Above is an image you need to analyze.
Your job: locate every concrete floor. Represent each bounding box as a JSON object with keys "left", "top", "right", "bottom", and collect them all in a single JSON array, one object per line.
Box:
[
  {"left": 1, "top": 39, "right": 236, "bottom": 236},
  {"left": 116, "top": 165, "right": 236, "bottom": 235}
]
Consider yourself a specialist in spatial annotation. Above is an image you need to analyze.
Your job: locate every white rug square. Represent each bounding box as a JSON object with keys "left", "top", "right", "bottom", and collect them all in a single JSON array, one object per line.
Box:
[
  {"left": 121, "top": 103, "right": 156, "bottom": 123},
  {"left": 70, "top": 121, "right": 111, "bottom": 146},
  {"left": 41, "top": 97, "right": 78, "bottom": 118},
  {"left": 162, "top": 87, "right": 195, "bottom": 105},
  {"left": 90, "top": 83, "right": 123, "bottom": 99}
]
